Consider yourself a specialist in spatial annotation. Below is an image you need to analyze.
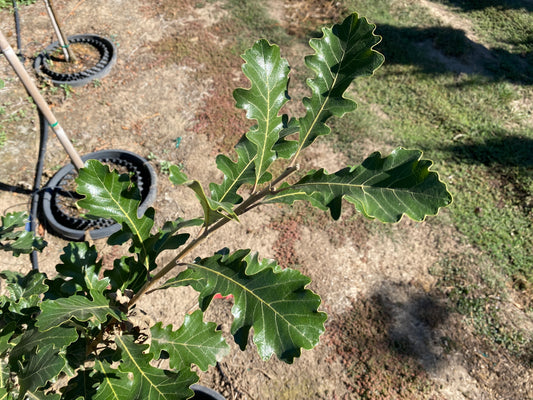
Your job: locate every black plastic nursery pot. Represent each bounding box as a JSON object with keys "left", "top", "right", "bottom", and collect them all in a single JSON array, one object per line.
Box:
[
  {"left": 191, "top": 385, "right": 226, "bottom": 400},
  {"left": 41, "top": 149, "right": 157, "bottom": 241},
  {"left": 34, "top": 34, "right": 117, "bottom": 87}
]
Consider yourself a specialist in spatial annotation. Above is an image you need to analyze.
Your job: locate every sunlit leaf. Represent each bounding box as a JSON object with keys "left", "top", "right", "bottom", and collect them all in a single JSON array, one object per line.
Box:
[
  {"left": 234, "top": 39, "right": 290, "bottom": 186},
  {"left": 24, "top": 390, "right": 61, "bottom": 399},
  {"left": 174, "top": 249, "right": 326, "bottom": 363},
  {"left": 292, "top": 13, "right": 384, "bottom": 160},
  {"left": 37, "top": 290, "right": 124, "bottom": 332},
  {"left": 76, "top": 160, "right": 154, "bottom": 243},
  {"left": 265, "top": 148, "right": 452, "bottom": 222},
  {"left": 150, "top": 310, "right": 229, "bottom": 372},
  {"left": 210, "top": 137, "right": 258, "bottom": 204},
  {"left": 185, "top": 180, "right": 239, "bottom": 226},
  {"left": 113, "top": 335, "right": 198, "bottom": 400}
]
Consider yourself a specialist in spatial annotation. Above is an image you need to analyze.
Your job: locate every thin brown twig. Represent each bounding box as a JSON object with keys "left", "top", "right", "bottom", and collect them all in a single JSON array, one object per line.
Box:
[{"left": 64, "top": 0, "right": 87, "bottom": 22}]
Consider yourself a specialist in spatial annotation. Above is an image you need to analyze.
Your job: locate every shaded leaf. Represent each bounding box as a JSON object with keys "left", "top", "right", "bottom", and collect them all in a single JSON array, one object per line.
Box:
[
  {"left": 0, "top": 324, "right": 16, "bottom": 358},
  {"left": 36, "top": 292, "right": 123, "bottom": 332},
  {"left": 9, "top": 326, "right": 78, "bottom": 365},
  {"left": 18, "top": 344, "right": 65, "bottom": 397},
  {"left": 174, "top": 249, "right": 326, "bottom": 363},
  {"left": 292, "top": 13, "right": 384, "bottom": 160},
  {"left": 104, "top": 256, "right": 148, "bottom": 293},
  {"left": 265, "top": 148, "right": 453, "bottom": 222},
  {"left": 234, "top": 39, "right": 290, "bottom": 186},
  {"left": 150, "top": 310, "right": 229, "bottom": 372},
  {"left": 0, "top": 212, "right": 45, "bottom": 257},
  {"left": 55, "top": 242, "right": 101, "bottom": 294},
  {"left": 61, "top": 368, "right": 98, "bottom": 400}
]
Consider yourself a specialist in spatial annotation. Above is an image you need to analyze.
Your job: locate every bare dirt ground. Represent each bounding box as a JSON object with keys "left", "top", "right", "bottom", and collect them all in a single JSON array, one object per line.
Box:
[{"left": 0, "top": 0, "right": 531, "bottom": 399}]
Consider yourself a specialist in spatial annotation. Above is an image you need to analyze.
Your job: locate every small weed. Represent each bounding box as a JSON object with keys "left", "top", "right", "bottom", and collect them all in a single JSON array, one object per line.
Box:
[
  {"left": 109, "top": 34, "right": 120, "bottom": 48},
  {"left": 0, "top": 129, "right": 6, "bottom": 149},
  {"left": 60, "top": 83, "right": 74, "bottom": 98},
  {"left": 147, "top": 152, "right": 180, "bottom": 175},
  {"left": 92, "top": 79, "right": 102, "bottom": 88}
]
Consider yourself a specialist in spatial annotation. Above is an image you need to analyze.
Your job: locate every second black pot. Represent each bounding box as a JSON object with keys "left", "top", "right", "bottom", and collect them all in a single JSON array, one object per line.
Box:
[{"left": 191, "top": 385, "right": 226, "bottom": 400}]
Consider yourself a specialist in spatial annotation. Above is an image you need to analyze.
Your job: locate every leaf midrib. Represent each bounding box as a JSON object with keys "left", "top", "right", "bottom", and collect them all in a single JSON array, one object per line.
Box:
[
  {"left": 193, "top": 264, "right": 312, "bottom": 345},
  {"left": 95, "top": 359, "right": 121, "bottom": 400},
  {"left": 91, "top": 166, "right": 149, "bottom": 263},
  {"left": 115, "top": 335, "right": 167, "bottom": 399},
  {"left": 293, "top": 27, "right": 350, "bottom": 161}
]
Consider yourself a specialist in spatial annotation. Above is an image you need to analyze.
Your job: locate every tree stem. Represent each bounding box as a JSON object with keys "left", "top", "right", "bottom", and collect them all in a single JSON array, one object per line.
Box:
[{"left": 127, "top": 165, "right": 299, "bottom": 308}]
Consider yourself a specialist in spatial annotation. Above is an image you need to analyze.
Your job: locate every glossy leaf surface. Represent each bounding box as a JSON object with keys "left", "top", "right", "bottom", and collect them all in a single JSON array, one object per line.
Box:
[
  {"left": 174, "top": 249, "right": 326, "bottom": 363},
  {"left": 151, "top": 310, "right": 229, "bottom": 372},
  {"left": 293, "top": 13, "right": 384, "bottom": 159},
  {"left": 210, "top": 39, "right": 290, "bottom": 203},
  {"left": 265, "top": 148, "right": 452, "bottom": 222},
  {"left": 76, "top": 160, "right": 154, "bottom": 243},
  {"left": 111, "top": 335, "right": 197, "bottom": 400},
  {"left": 234, "top": 39, "right": 290, "bottom": 185}
]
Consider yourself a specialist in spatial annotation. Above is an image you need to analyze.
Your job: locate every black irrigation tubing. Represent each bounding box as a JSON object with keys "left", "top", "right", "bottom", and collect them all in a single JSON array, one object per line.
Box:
[
  {"left": 11, "top": 0, "right": 24, "bottom": 61},
  {"left": 10, "top": 0, "right": 44, "bottom": 270},
  {"left": 29, "top": 111, "right": 49, "bottom": 271}
]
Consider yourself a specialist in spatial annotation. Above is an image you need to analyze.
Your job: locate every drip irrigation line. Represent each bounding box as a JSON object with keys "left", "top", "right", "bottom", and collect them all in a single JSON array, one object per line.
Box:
[
  {"left": 11, "top": 0, "right": 24, "bottom": 61},
  {"left": 30, "top": 110, "right": 49, "bottom": 271}
]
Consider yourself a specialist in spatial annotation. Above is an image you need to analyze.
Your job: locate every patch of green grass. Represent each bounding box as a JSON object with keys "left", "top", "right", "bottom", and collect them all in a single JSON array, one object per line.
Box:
[
  {"left": 222, "top": 0, "right": 290, "bottom": 47},
  {"left": 433, "top": 0, "right": 533, "bottom": 81},
  {"left": 437, "top": 255, "right": 531, "bottom": 362},
  {"left": 328, "top": 0, "right": 533, "bottom": 357},
  {"left": 0, "top": 0, "right": 35, "bottom": 9}
]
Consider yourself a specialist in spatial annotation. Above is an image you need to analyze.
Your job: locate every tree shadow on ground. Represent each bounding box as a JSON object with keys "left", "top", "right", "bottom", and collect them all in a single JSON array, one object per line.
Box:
[
  {"left": 324, "top": 285, "right": 450, "bottom": 398},
  {"left": 372, "top": 24, "right": 533, "bottom": 85},
  {"left": 433, "top": 0, "right": 533, "bottom": 12},
  {"left": 441, "top": 135, "right": 533, "bottom": 168}
]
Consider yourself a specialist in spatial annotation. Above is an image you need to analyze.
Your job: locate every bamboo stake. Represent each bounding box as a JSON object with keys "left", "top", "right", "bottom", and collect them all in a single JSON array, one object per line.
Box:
[
  {"left": 43, "top": 0, "right": 76, "bottom": 62},
  {"left": 0, "top": 31, "right": 84, "bottom": 170}
]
